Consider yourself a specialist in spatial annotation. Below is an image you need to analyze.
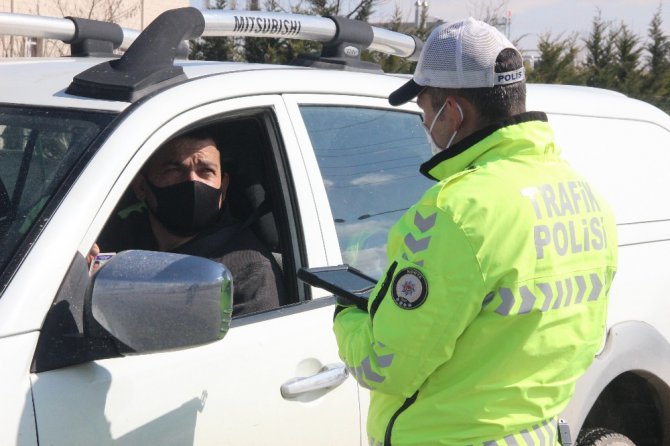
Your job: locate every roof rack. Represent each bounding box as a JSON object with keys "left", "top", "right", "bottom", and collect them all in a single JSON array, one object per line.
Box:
[
  {"left": 199, "top": 9, "right": 424, "bottom": 70},
  {"left": 0, "top": 9, "right": 421, "bottom": 63},
  {"left": 0, "top": 12, "right": 139, "bottom": 55},
  {"left": 2, "top": 8, "right": 423, "bottom": 102}
]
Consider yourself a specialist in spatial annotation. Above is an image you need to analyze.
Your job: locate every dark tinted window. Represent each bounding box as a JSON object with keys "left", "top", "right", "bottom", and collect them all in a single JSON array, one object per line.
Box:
[{"left": 0, "top": 106, "right": 115, "bottom": 278}]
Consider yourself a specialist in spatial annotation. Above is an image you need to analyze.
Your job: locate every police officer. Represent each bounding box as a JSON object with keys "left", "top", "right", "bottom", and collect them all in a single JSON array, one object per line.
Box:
[{"left": 333, "top": 18, "right": 617, "bottom": 445}]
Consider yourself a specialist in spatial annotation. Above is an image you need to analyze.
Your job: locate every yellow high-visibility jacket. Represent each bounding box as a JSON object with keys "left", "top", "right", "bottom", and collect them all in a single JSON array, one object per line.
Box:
[{"left": 334, "top": 112, "right": 618, "bottom": 446}]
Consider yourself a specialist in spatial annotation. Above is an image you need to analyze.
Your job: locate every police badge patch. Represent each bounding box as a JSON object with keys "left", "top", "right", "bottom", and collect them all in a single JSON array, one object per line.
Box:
[{"left": 392, "top": 268, "right": 428, "bottom": 309}]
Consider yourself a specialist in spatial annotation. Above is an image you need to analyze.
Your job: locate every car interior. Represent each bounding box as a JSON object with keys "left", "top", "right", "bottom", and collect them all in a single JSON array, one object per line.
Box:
[{"left": 97, "top": 112, "right": 301, "bottom": 312}]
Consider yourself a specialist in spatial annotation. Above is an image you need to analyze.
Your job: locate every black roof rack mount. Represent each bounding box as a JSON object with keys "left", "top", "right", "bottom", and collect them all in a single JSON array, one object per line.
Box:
[
  {"left": 292, "top": 15, "right": 381, "bottom": 73},
  {"left": 64, "top": 16, "right": 123, "bottom": 57},
  {"left": 65, "top": 7, "right": 205, "bottom": 102}
]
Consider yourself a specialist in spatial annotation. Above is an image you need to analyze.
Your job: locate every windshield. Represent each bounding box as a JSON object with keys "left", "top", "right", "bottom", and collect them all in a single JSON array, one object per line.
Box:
[{"left": 0, "top": 106, "right": 116, "bottom": 280}]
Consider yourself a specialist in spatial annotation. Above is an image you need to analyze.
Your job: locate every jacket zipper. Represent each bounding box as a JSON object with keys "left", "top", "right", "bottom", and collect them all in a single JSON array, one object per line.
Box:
[
  {"left": 384, "top": 390, "right": 419, "bottom": 446},
  {"left": 370, "top": 261, "right": 398, "bottom": 321}
]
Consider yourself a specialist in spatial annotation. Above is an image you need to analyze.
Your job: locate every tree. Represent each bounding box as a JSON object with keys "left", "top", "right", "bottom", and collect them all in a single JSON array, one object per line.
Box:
[
  {"left": 642, "top": 6, "right": 670, "bottom": 110},
  {"left": 189, "top": 0, "right": 236, "bottom": 61},
  {"left": 527, "top": 33, "right": 582, "bottom": 84},
  {"left": 54, "top": 0, "right": 140, "bottom": 23},
  {"left": 348, "top": 0, "right": 376, "bottom": 22},
  {"left": 53, "top": 0, "right": 141, "bottom": 56},
  {"left": 469, "top": 0, "right": 511, "bottom": 38},
  {"left": 363, "top": 4, "right": 416, "bottom": 74},
  {"left": 469, "top": 0, "right": 507, "bottom": 25},
  {"left": 611, "top": 23, "right": 642, "bottom": 95},
  {"left": 1, "top": 0, "right": 140, "bottom": 57},
  {"left": 242, "top": 0, "right": 320, "bottom": 65},
  {"left": 582, "top": 10, "right": 616, "bottom": 88}
]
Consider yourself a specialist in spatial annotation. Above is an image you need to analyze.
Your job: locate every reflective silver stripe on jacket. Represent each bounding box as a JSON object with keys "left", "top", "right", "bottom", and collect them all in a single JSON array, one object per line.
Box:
[
  {"left": 368, "top": 436, "right": 383, "bottom": 446},
  {"left": 477, "top": 419, "right": 559, "bottom": 446},
  {"left": 372, "top": 418, "right": 559, "bottom": 446}
]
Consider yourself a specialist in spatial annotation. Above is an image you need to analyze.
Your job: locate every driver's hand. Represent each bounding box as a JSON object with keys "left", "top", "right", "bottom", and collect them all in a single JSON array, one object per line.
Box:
[{"left": 87, "top": 243, "right": 100, "bottom": 267}]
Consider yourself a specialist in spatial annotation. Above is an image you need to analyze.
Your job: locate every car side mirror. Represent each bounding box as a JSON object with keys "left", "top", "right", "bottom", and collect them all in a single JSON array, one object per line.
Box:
[{"left": 85, "top": 250, "right": 233, "bottom": 354}]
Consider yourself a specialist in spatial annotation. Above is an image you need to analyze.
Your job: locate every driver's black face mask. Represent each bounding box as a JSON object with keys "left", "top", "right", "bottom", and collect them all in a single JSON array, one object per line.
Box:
[{"left": 146, "top": 178, "right": 222, "bottom": 237}]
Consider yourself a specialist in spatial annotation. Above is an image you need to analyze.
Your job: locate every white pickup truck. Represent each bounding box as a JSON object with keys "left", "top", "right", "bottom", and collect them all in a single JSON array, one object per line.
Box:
[{"left": 0, "top": 7, "right": 668, "bottom": 446}]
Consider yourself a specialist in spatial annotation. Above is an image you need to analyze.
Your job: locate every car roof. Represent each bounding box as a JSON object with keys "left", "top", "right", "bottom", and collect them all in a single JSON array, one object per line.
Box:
[
  {"left": 0, "top": 57, "right": 294, "bottom": 111},
  {"left": 1, "top": 7, "right": 668, "bottom": 130},
  {"left": 3, "top": 56, "right": 669, "bottom": 132}
]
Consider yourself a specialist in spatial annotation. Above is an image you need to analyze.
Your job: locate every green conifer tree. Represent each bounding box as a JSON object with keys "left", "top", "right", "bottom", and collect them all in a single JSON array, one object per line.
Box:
[
  {"left": 189, "top": 0, "right": 235, "bottom": 61},
  {"left": 643, "top": 6, "right": 670, "bottom": 111},
  {"left": 527, "top": 33, "right": 582, "bottom": 84},
  {"left": 583, "top": 10, "right": 616, "bottom": 88},
  {"left": 612, "top": 23, "right": 643, "bottom": 95}
]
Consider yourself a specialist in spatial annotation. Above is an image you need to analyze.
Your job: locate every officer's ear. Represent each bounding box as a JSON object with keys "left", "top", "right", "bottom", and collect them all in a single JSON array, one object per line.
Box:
[{"left": 443, "top": 97, "right": 463, "bottom": 125}]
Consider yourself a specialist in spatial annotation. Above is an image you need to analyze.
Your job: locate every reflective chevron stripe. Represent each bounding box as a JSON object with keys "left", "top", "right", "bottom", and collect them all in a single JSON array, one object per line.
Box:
[
  {"left": 414, "top": 211, "right": 436, "bottom": 232},
  {"left": 485, "top": 272, "right": 607, "bottom": 316},
  {"left": 346, "top": 342, "right": 395, "bottom": 390},
  {"left": 402, "top": 211, "right": 436, "bottom": 261},
  {"left": 404, "top": 233, "right": 430, "bottom": 253}
]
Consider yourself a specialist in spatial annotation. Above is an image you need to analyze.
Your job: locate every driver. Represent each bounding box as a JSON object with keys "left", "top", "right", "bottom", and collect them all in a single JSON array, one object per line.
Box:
[{"left": 96, "top": 129, "right": 286, "bottom": 317}]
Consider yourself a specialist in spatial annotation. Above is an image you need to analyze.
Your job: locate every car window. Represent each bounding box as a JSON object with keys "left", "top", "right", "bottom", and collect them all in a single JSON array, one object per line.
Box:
[
  {"left": 0, "top": 106, "right": 115, "bottom": 278},
  {"left": 300, "top": 106, "right": 432, "bottom": 278},
  {"left": 96, "top": 111, "right": 301, "bottom": 315}
]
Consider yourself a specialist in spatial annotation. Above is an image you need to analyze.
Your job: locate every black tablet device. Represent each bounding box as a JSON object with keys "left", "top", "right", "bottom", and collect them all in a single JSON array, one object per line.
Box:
[{"left": 297, "top": 264, "right": 378, "bottom": 308}]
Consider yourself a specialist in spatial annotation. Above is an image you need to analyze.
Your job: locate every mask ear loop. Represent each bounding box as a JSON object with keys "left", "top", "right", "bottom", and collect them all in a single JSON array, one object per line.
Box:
[
  {"left": 446, "top": 102, "right": 464, "bottom": 149},
  {"left": 428, "top": 100, "right": 448, "bottom": 134}
]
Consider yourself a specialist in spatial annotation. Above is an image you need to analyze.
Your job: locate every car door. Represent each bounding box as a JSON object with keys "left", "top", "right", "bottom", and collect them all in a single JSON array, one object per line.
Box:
[
  {"left": 28, "top": 94, "right": 362, "bottom": 445},
  {"left": 282, "top": 94, "right": 432, "bottom": 430}
]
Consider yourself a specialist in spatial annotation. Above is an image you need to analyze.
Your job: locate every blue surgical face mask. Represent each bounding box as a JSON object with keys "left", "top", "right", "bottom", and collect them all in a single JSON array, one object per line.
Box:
[{"left": 423, "top": 101, "right": 464, "bottom": 156}]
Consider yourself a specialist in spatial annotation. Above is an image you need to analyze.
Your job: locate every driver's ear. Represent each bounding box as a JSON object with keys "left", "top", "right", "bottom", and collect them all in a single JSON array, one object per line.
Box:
[{"left": 132, "top": 173, "right": 149, "bottom": 202}]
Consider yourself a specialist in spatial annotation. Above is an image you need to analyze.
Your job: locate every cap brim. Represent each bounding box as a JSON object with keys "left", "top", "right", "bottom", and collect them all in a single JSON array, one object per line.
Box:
[{"left": 388, "top": 79, "right": 423, "bottom": 106}]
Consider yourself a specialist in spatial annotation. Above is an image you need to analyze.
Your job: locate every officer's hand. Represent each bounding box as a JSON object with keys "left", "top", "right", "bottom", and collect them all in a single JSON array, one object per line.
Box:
[
  {"left": 334, "top": 295, "right": 368, "bottom": 319},
  {"left": 339, "top": 295, "right": 368, "bottom": 312}
]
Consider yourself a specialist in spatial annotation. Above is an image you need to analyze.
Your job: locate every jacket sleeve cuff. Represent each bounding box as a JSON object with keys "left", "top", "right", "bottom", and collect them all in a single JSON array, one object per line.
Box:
[{"left": 333, "top": 304, "right": 363, "bottom": 321}]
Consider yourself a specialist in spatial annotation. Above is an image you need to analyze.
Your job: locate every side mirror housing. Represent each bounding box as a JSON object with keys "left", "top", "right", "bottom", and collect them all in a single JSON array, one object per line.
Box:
[{"left": 85, "top": 250, "right": 233, "bottom": 354}]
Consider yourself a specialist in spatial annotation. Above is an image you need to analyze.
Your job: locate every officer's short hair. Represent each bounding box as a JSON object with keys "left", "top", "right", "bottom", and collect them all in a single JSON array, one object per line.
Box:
[{"left": 426, "top": 48, "right": 527, "bottom": 125}]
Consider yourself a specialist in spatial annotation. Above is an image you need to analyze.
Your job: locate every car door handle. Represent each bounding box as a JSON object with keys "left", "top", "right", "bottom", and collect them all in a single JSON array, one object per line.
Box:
[{"left": 280, "top": 363, "right": 349, "bottom": 398}]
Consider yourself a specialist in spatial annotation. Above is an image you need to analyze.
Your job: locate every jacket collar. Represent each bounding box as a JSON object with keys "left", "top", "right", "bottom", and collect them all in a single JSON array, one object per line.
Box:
[{"left": 420, "top": 111, "right": 550, "bottom": 181}]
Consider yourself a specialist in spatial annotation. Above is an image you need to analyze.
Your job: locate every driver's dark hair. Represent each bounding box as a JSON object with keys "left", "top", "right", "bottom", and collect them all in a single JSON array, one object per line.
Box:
[
  {"left": 426, "top": 48, "right": 526, "bottom": 126},
  {"left": 143, "top": 127, "right": 232, "bottom": 174},
  {"left": 178, "top": 127, "right": 216, "bottom": 144},
  {"left": 177, "top": 128, "right": 235, "bottom": 174}
]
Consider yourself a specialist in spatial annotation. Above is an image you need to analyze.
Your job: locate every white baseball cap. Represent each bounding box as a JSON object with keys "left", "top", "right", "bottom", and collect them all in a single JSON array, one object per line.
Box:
[{"left": 389, "top": 17, "right": 525, "bottom": 106}]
